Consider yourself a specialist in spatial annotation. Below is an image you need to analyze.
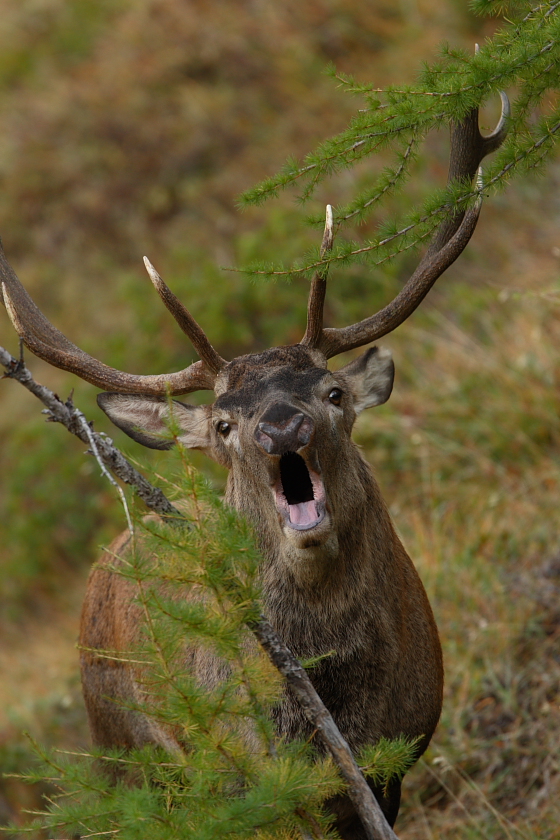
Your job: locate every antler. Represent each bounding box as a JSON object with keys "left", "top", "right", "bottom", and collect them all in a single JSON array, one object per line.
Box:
[
  {"left": 0, "top": 245, "right": 225, "bottom": 395},
  {"left": 301, "top": 90, "right": 510, "bottom": 359}
]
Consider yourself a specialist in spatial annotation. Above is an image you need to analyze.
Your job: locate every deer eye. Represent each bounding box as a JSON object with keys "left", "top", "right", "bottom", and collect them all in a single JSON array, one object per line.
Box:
[
  {"left": 328, "top": 388, "right": 343, "bottom": 406},
  {"left": 217, "top": 420, "right": 231, "bottom": 437}
]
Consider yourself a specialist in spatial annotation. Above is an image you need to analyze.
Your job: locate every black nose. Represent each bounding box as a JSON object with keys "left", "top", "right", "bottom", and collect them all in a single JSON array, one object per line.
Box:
[{"left": 254, "top": 401, "right": 314, "bottom": 455}]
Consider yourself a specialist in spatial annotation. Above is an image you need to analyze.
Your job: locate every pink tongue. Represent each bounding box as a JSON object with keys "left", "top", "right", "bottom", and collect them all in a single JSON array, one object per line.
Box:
[{"left": 288, "top": 500, "right": 317, "bottom": 526}]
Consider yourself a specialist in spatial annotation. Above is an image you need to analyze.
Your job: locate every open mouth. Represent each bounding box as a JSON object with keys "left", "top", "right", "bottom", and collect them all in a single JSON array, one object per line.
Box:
[{"left": 274, "top": 452, "right": 326, "bottom": 531}]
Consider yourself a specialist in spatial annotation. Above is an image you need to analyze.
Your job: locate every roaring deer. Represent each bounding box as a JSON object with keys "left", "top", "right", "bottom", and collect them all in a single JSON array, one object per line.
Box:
[{"left": 0, "top": 103, "right": 507, "bottom": 838}]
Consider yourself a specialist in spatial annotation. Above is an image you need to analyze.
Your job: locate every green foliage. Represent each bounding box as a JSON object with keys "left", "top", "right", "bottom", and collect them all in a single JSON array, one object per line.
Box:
[
  {"left": 357, "top": 736, "right": 423, "bottom": 794},
  {"left": 18, "top": 741, "right": 339, "bottom": 840},
  {"left": 241, "top": 1, "right": 560, "bottom": 279}
]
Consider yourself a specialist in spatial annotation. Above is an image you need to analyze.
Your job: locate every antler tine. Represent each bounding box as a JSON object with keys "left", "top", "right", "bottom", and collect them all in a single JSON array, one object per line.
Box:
[
  {"left": 143, "top": 257, "right": 226, "bottom": 375},
  {"left": 301, "top": 205, "right": 334, "bottom": 348},
  {"left": 314, "top": 84, "right": 510, "bottom": 359},
  {"left": 0, "top": 244, "right": 217, "bottom": 395}
]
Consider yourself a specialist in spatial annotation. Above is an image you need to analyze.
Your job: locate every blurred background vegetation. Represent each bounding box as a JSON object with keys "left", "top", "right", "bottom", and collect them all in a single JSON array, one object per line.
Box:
[{"left": 0, "top": 0, "right": 559, "bottom": 837}]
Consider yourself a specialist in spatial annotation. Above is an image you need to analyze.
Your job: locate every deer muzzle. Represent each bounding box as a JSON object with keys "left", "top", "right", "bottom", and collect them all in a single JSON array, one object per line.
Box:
[
  {"left": 254, "top": 401, "right": 314, "bottom": 455},
  {"left": 254, "top": 402, "right": 326, "bottom": 533}
]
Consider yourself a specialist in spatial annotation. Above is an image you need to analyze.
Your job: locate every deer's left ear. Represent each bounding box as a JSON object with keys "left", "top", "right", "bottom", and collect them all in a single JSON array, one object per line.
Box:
[
  {"left": 338, "top": 346, "right": 394, "bottom": 414},
  {"left": 97, "top": 393, "right": 213, "bottom": 453}
]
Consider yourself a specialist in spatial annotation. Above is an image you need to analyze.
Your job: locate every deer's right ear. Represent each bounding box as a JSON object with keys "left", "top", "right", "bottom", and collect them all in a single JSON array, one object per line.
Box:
[
  {"left": 338, "top": 346, "right": 394, "bottom": 414},
  {"left": 97, "top": 393, "right": 212, "bottom": 453}
]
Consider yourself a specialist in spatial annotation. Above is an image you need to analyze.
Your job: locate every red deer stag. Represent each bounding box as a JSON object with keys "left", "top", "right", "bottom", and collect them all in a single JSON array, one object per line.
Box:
[{"left": 0, "top": 103, "right": 507, "bottom": 838}]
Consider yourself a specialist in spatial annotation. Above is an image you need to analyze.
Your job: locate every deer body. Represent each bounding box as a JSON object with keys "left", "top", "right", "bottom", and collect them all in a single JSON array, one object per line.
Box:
[{"left": 80, "top": 344, "right": 443, "bottom": 833}]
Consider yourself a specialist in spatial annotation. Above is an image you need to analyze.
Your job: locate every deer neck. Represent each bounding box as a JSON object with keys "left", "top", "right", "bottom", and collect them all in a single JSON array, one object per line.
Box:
[{"left": 224, "top": 445, "right": 399, "bottom": 606}]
